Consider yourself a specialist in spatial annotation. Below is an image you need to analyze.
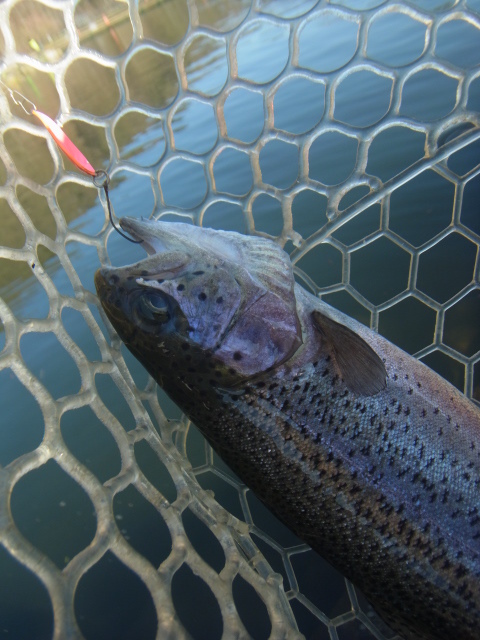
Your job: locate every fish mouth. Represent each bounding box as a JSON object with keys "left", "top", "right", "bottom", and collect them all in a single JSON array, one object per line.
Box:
[
  {"left": 120, "top": 217, "right": 167, "bottom": 256},
  {"left": 95, "top": 217, "right": 162, "bottom": 307},
  {"left": 120, "top": 217, "right": 190, "bottom": 280}
]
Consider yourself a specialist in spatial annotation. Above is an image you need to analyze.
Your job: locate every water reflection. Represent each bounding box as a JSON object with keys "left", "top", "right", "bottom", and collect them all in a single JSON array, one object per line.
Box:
[
  {"left": 10, "top": 0, "right": 67, "bottom": 63},
  {"left": 400, "top": 69, "right": 458, "bottom": 121},
  {"left": 125, "top": 48, "right": 178, "bottom": 109},
  {"left": 4, "top": 128, "right": 54, "bottom": 184},
  {"left": 184, "top": 34, "right": 228, "bottom": 96},
  {"left": 171, "top": 99, "right": 218, "bottom": 154},
  {"left": 367, "top": 11, "right": 426, "bottom": 67},
  {"left": 17, "top": 186, "right": 56, "bottom": 240},
  {"left": 236, "top": 19, "right": 290, "bottom": 84},
  {"left": 196, "top": 0, "right": 250, "bottom": 32},
  {"left": 0, "top": 199, "right": 26, "bottom": 250},
  {"left": 273, "top": 76, "right": 325, "bottom": 134},
  {"left": 75, "top": 0, "right": 133, "bottom": 56},
  {"left": 139, "top": 0, "right": 189, "bottom": 46},
  {"left": 297, "top": 11, "right": 358, "bottom": 73},
  {"left": 66, "top": 58, "right": 120, "bottom": 116},
  {"left": 223, "top": 87, "right": 264, "bottom": 143},
  {"left": 115, "top": 112, "right": 165, "bottom": 167}
]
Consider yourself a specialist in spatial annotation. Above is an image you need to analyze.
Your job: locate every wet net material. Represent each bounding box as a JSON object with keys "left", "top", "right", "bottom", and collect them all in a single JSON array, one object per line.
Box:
[{"left": 0, "top": 1, "right": 479, "bottom": 639}]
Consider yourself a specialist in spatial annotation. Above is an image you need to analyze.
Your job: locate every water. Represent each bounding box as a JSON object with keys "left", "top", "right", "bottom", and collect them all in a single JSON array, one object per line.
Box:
[{"left": 1, "top": 1, "right": 479, "bottom": 639}]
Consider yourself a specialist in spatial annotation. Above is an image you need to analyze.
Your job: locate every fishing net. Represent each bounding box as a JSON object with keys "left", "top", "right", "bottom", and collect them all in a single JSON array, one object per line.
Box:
[{"left": 0, "top": 0, "right": 479, "bottom": 638}]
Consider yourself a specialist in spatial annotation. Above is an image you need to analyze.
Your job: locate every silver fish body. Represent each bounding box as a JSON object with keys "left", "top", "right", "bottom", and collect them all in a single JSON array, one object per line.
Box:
[{"left": 95, "top": 218, "right": 480, "bottom": 640}]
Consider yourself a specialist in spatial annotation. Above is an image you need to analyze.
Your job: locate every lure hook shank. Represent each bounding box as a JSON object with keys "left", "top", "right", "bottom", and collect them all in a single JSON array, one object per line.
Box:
[
  {"left": 31, "top": 111, "right": 141, "bottom": 244},
  {"left": 94, "top": 171, "right": 142, "bottom": 244}
]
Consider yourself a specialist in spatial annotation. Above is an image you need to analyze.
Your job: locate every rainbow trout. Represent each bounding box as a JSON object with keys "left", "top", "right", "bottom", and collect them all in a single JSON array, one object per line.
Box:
[{"left": 95, "top": 218, "right": 480, "bottom": 640}]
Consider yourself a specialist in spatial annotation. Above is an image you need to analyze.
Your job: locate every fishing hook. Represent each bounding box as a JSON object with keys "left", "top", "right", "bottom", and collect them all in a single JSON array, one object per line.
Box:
[
  {"left": 94, "top": 171, "right": 142, "bottom": 244},
  {"left": 0, "top": 80, "right": 142, "bottom": 244}
]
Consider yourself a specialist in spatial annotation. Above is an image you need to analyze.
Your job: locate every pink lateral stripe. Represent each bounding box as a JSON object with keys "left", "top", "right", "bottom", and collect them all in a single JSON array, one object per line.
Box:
[{"left": 32, "top": 110, "right": 96, "bottom": 176}]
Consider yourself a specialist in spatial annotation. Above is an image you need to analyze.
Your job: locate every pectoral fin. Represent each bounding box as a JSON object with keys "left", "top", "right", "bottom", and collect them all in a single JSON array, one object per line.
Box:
[{"left": 312, "top": 310, "right": 387, "bottom": 396}]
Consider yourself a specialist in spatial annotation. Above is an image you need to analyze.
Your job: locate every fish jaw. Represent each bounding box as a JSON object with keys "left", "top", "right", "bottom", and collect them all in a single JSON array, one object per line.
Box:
[{"left": 95, "top": 218, "right": 303, "bottom": 385}]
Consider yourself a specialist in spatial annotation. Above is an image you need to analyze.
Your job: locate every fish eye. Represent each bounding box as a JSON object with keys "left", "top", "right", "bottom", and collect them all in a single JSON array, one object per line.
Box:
[
  {"left": 140, "top": 292, "right": 171, "bottom": 322},
  {"left": 146, "top": 292, "right": 168, "bottom": 312}
]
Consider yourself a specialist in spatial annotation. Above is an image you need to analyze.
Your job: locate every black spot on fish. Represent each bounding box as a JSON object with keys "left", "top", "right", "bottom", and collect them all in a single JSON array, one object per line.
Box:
[
  {"left": 233, "top": 352, "right": 242, "bottom": 361},
  {"left": 177, "top": 283, "right": 185, "bottom": 291},
  {"left": 193, "top": 270, "right": 205, "bottom": 275},
  {"left": 216, "top": 296, "right": 223, "bottom": 304},
  {"left": 198, "top": 292, "right": 207, "bottom": 301}
]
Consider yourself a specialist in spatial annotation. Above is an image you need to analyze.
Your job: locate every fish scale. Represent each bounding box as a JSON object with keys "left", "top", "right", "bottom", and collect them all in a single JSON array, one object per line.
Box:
[
  {"left": 192, "top": 367, "right": 480, "bottom": 640},
  {"left": 95, "top": 218, "right": 480, "bottom": 640}
]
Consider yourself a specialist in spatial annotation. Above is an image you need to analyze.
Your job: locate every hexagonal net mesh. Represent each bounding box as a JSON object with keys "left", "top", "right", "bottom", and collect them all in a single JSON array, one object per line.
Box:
[{"left": 0, "top": 0, "right": 479, "bottom": 638}]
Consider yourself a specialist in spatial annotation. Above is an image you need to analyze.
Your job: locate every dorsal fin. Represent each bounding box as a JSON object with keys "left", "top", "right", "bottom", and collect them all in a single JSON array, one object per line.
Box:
[{"left": 312, "top": 310, "right": 387, "bottom": 396}]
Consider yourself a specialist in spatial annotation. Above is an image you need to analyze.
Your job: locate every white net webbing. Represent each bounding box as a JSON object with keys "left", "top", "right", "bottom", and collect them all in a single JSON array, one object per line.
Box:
[{"left": 0, "top": 0, "right": 479, "bottom": 638}]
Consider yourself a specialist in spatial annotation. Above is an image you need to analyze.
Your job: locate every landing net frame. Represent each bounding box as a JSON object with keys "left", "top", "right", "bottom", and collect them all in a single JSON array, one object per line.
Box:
[{"left": 0, "top": 1, "right": 479, "bottom": 638}]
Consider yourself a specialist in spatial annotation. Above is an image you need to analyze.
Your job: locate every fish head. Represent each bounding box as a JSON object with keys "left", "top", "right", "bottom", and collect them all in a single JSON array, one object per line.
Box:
[{"left": 95, "top": 218, "right": 302, "bottom": 389}]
